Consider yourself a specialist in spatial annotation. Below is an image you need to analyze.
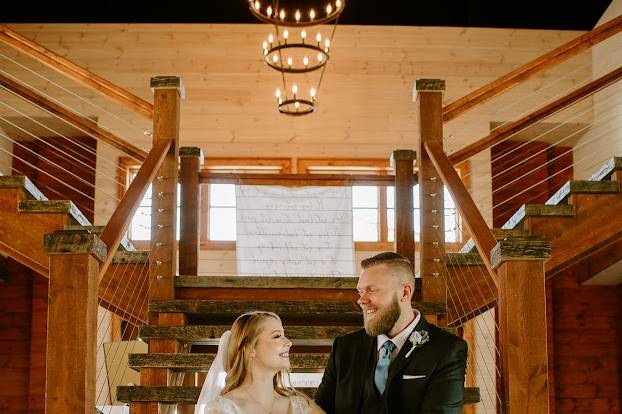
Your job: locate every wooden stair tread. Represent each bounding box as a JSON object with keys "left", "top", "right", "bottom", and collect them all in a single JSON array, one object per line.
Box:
[
  {"left": 129, "top": 352, "right": 329, "bottom": 372},
  {"left": 149, "top": 300, "right": 447, "bottom": 323},
  {"left": 176, "top": 275, "right": 358, "bottom": 289},
  {"left": 590, "top": 156, "right": 622, "bottom": 181},
  {"left": 65, "top": 224, "right": 136, "bottom": 252},
  {"left": 18, "top": 200, "right": 91, "bottom": 226},
  {"left": 116, "top": 385, "right": 481, "bottom": 404},
  {"left": 546, "top": 180, "right": 619, "bottom": 206},
  {"left": 458, "top": 228, "right": 528, "bottom": 254},
  {"left": 138, "top": 325, "right": 458, "bottom": 344},
  {"left": 0, "top": 175, "right": 47, "bottom": 201},
  {"left": 445, "top": 252, "right": 484, "bottom": 266},
  {"left": 502, "top": 204, "right": 575, "bottom": 230}
]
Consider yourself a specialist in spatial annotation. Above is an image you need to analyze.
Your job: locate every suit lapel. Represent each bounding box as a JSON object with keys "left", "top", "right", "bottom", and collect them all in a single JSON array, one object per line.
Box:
[{"left": 385, "top": 316, "right": 430, "bottom": 389}]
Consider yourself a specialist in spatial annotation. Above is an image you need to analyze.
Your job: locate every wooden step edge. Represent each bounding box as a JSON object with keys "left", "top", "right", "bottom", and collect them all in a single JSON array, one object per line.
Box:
[
  {"left": 590, "top": 156, "right": 622, "bottom": 181},
  {"left": 445, "top": 252, "right": 484, "bottom": 267},
  {"left": 0, "top": 175, "right": 47, "bottom": 201},
  {"left": 65, "top": 224, "right": 136, "bottom": 252},
  {"left": 138, "top": 325, "right": 459, "bottom": 344},
  {"left": 176, "top": 275, "right": 358, "bottom": 289},
  {"left": 128, "top": 352, "right": 329, "bottom": 372},
  {"left": 501, "top": 204, "right": 575, "bottom": 230},
  {"left": 458, "top": 228, "right": 529, "bottom": 254},
  {"left": 18, "top": 200, "right": 90, "bottom": 225},
  {"left": 546, "top": 180, "right": 620, "bottom": 206},
  {"left": 112, "top": 250, "right": 149, "bottom": 264},
  {"left": 116, "top": 385, "right": 480, "bottom": 405},
  {"left": 148, "top": 300, "right": 448, "bottom": 317}
]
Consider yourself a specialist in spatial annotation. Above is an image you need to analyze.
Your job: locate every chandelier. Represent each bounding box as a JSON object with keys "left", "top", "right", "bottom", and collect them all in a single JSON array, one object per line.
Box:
[{"left": 248, "top": 0, "right": 345, "bottom": 115}]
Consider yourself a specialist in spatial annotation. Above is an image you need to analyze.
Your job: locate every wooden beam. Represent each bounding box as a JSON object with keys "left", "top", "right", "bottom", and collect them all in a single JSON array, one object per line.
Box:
[
  {"left": 44, "top": 230, "right": 105, "bottom": 414},
  {"left": 199, "top": 172, "right": 396, "bottom": 186},
  {"left": 98, "top": 138, "right": 170, "bottom": 279},
  {"left": 0, "top": 24, "right": 154, "bottom": 119},
  {"left": 179, "top": 147, "right": 202, "bottom": 275},
  {"left": 414, "top": 80, "right": 448, "bottom": 323},
  {"left": 0, "top": 72, "right": 148, "bottom": 161},
  {"left": 449, "top": 65, "right": 622, "bottom": 164},
  {"left": 425, "top": 141, "right": 498, "bottom": 289},
  {"left": 492, "top": 236, "right": 551, "bottom": 414},
  {"left": 391, "top": 149, "right": 416, "bottom": 266},
  {"left": 441, "top": 14, "right": 622, "bottom": 122}
]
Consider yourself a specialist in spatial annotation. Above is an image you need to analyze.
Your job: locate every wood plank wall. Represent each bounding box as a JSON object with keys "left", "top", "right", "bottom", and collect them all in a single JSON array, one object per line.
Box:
[
  {"left": 12, "top": 137, "right": 97, "bottom": 222},
  {"left": 549, "top": 270, "right": 621, "bottom": 413},
  {"left": 0, "top": 259, "right": 46, "bottom": 414},
  {"left": 491, "top": 141, "right": 573, "bottom": 228}
]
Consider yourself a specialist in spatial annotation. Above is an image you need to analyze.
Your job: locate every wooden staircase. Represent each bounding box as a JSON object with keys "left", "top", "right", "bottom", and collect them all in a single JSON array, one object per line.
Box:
[
  {"left": 445, "top": 156, "right": 622, "bottom": 327},
  {"left": 0, "top": 175, "right": 150, "bottom": 325},
  {"left": 117, "top": 276, "right": 481, "bottom": 407}
]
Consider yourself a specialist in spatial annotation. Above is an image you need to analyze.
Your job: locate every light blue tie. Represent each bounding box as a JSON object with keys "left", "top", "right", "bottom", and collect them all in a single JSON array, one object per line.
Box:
[{"left": 374, "top": 340, "right": 396, "bottom": 394}]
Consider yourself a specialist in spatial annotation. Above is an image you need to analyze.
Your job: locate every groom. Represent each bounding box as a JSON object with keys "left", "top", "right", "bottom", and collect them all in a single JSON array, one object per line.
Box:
[{"left": 314, "top": 252, "right": 467, "bottom": 413}]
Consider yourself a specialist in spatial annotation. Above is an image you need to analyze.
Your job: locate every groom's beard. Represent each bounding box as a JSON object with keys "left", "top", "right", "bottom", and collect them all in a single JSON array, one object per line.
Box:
[{"left": 363, "top": 295, "right": 401, "bottom": 337}]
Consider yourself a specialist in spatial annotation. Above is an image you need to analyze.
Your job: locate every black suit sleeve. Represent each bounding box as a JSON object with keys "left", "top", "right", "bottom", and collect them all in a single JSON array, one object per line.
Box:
[
  {"left": 420, "top": 338, "right": 468, "bottom": 414},
  {"left": 314, "top": 335, "right": 339, "bottom": 413}
]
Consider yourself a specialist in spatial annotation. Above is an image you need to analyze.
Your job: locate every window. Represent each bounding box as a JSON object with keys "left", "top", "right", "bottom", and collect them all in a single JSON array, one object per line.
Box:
[
  {"left": 352, "top": 186, "right": 379, "bottom": 241},
  {"left": 208, "top": 184, "right": 236, "bottom": 241}
]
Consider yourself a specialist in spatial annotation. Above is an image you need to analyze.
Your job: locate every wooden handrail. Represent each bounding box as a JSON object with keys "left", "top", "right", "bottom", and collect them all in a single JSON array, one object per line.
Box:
[
  {"left": 0, "top": 24, "right": 154, "bottom": 120},
  {"left": 442, "top": 14, "right": 622, "bottom": 122},
  {"left": 424, "top": 141, "right": 498, "bottom": 288},
  {"left": 98, "top": 138, "right": 171, "bottom": 279},
  {"left": 199, "top": 172, "right": 397, "bottom": 186},
  {"left": 450, "top": 65, "right": 622, "bottom": 164},
  {"left": 0, "top": 72, "right": 148, "bottom": 161}
]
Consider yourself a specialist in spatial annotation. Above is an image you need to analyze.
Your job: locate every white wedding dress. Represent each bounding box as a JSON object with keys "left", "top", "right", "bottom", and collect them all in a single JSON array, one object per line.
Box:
[{"left": 200, "top": 395, "right": 312, "bottom": 414}]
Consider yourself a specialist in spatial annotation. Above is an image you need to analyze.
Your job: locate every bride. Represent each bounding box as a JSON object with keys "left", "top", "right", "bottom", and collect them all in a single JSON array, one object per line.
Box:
[{"left": 195, "top": 310, "right": 326, "bottom": 414}]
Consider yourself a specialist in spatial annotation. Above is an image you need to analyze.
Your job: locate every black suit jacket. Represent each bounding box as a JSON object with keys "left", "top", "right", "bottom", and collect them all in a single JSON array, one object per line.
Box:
[{"left": 314, "top": 317, "right": 467, "bottom": 413}]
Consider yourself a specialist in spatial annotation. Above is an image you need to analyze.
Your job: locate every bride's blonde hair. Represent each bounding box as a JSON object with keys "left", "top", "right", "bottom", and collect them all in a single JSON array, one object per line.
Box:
[{"left": 221, "top": 310, "right": 301, "bottom": 397}]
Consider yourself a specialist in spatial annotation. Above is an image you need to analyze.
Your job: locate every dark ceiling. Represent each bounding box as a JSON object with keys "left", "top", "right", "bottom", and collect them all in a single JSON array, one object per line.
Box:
[{"left": 1, "top": 0, "right": 614, "bottom": 31}]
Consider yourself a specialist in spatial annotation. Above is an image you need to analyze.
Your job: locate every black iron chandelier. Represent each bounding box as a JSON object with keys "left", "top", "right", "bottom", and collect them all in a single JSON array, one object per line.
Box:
[{"left": 248, "top": 0, "right": 345, "bottom": 115}]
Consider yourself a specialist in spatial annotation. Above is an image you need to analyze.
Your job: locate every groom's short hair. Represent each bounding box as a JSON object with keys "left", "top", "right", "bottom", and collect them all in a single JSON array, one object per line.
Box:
[{"left": 361, "top": 252, "right": 415, "bottom": 285}]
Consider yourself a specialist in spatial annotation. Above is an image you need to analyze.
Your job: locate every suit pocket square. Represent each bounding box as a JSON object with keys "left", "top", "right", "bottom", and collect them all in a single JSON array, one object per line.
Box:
[{"left": 402, "top": 375, "right": 426, "bottom": 380}]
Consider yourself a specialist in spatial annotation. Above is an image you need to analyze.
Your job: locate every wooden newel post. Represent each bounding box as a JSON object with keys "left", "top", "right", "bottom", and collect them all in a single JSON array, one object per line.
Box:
[
  {"left": 179, "top": 147, "right": 203, "bottom": 276},
  {"left": 44, "top": 230, "right": 106, "bottom": 414},
  {"left": 492, "top": 236, "right": 551, "bottom": 414},
  {"left": 391, "top": 149, "right": 416, "bottom": 266},
  {"left": 415, "top": 79, "right": 447, "bottom": 310}
]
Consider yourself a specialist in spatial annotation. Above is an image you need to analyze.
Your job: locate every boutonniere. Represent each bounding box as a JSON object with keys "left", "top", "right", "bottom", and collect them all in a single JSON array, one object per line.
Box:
[{"left": 405, "top": 330, "right": 429, "bottom": 358}]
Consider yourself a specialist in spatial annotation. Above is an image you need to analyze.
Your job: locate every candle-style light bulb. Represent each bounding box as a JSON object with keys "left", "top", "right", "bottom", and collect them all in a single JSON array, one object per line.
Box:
[
  {"left": 276, "top": 89, "right": 281, "bottom": 98},
  {"left": 310, "top": 9, "right": 316, "bottom": 20},
  {"left": 266, "top": 6, "right": 272, "bottom": 16},
  {"left": 278, "top": 97, "right": 283, "bottom": 105},
  {"left": 310, "top": 87, "right": 316, "bottom": 98},
  {"left": 254, "top": 1, "right": 260, "bottom": 10},
  {"left": 295, "top": 101, "right": 300, "bottom": 109},
  {"left": 295, "top": 10, "right": 301, "bottom": 21},
  {"left": 317, "top": 53, "right": 323, "bottom": 62},
  {"left": 287, "top": 57, "right": 293, "bottom": 66},
  {"left": 280, "top": 9, "right": 285, "bottom": 19},
  {"left": 292, "top": 84, "right": 298, "bottom": 95},
  {"left": 268, "top": 34, "right": 274, "bottom": 44},
  {"left": 316, "top": 33, "right": 322, "bottom": 43},
  {"left": 283, "top": 30, "right": 289, "bottom": 40},
  {"left": 272, "top": 54, "right": 279, "bottom": 63},
  {"left": 325, "top": 38, "right": 331, "bottom": 48},
  {"left": 326, "top": 3, "right": 333, "bottom": 14},
  {"left": 301, "top": 30, "right": 307, "bottom": 39},
  {"left": 303, "top": 56, "right": 309, "bottom": 66},
  {"left": 336, "top": 0, "right": 342, "bottom": 8}
]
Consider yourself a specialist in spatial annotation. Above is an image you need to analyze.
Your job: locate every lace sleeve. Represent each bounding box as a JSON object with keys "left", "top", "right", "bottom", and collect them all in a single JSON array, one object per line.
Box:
[
  {"left": 195, "top": 396, "right": 243, "bottom": 414},
  {"left": 290, "top": 395, "right": 314, "bottom": 414}
]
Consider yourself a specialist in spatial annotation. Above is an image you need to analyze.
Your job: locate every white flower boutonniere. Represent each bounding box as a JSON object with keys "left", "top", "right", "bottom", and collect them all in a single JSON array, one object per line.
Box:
[{"left": 405, "top": 330, "right": 429, "bottom": 358}]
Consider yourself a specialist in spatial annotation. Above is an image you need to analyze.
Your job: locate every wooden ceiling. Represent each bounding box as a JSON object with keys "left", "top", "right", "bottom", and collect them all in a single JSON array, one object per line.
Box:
[{"left": 0, "top": 24, "right": 592, "bottom": 160}]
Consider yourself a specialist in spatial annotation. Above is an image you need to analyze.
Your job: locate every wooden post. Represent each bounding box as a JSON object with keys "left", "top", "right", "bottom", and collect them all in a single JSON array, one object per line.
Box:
[
  {"left": 415, "top": 79, "right": 447, "bottom": 315},
  {"left": 44, "top": 230, "right": 106, "bottom": 414},
  {"left": 492, "top": 236, "right": 551, "bottom": 414},
  {"left": 390, "top": 149, "right": 416, "bottom": 266},
  {"left": 132, "top": 76, "right": 184, "bottom": 414},
  {"left": 179, "top": 147, "right": 203, "bottom": 276}
]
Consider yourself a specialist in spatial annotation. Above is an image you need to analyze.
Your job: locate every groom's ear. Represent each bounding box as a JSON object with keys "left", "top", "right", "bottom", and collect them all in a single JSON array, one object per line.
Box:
[{"left": 401, "top": 282, "right": 413, "bottom": 301}]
